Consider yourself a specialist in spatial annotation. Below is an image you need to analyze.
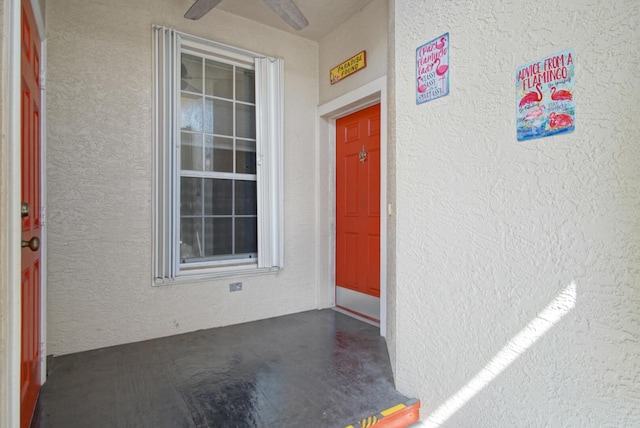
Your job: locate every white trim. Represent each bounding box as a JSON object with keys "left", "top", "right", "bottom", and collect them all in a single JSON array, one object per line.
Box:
[
  {"left": 318, "top": 76, "right": 388, "bottom": 337},
  {"left": 39, "top": 37, "right": 47, "bottom": 385},
  {"left": 167, "top": 26, "right": 268, "bottom": 64},
  {"left": 7, "top": 0, "right": 22, "bottom": 425},
  {"left": 255, "top": 56, "right": 284, "bottom": 270},
  {"left": 181, "top": 42, "right": 254, "bottom": 69},
  {"left": 154, "top": 266, "right": 280, "bottom": 286},
  {"left": 171, "top": 30, "right": 180, "bottom": 277},
  {"left": 317, "top": 77, "right": 386, "bottom": 117}
]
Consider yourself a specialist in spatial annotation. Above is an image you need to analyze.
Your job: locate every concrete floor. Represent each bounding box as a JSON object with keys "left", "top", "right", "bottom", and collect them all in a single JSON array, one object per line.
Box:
[{"left": 31, "top": 309, "right": 410, "bottom": 427}]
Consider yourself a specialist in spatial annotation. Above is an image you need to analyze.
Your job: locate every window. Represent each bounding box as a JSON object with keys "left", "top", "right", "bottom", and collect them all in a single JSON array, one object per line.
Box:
[{"left": 153, "top": 27, "right": 283, "bottom": 281}]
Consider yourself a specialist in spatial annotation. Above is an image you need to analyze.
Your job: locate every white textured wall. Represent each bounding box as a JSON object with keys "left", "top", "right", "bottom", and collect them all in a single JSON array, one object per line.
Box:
[
  {"left": 46, "top": 0, "right": 319, "bottom": 355},
  {"left": 318, "top": 0, "right": 387, "bottom": 105},
  {"left": 315, "top": 0, "right": 388, "bottom": 310},
  {"left": 392, "top": 1, "right": 639, "bottom": 426}
]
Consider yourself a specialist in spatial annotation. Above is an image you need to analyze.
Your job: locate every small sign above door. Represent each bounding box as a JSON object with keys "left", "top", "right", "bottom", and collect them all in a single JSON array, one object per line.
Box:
[{"left": 330, "top": 50, "right": 366, "bottom": 85}]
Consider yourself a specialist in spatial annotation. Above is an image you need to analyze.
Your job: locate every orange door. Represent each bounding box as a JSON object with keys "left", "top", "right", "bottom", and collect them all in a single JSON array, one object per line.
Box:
[
  {"left": 21, "top": 0, "right": 42, "bottom": 426},
  {"left": 336, "top": 104, "right": 381, "bottom": 300}
]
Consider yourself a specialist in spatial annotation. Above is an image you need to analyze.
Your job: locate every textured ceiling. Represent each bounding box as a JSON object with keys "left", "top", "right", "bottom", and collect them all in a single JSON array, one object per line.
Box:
[{"left": 208, "top": 0, "right": 377, "bottom": 41}]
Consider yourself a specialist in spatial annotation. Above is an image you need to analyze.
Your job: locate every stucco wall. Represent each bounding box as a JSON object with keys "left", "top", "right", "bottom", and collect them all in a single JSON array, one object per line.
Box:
[
  {"left": 46, "top": 0, "right": 319, "bottom": 355},
  {"left": 318, "top": 0, "right": 387, "bottom": 105},
  {"left": 392, "top": 1, "right": 639, "bottom": 426}
]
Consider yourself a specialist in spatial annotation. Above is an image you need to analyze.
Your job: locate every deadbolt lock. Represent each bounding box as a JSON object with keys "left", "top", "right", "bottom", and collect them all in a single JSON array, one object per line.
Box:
[{"left": 21, "top": 202, "right": 29, "bottom": 217}]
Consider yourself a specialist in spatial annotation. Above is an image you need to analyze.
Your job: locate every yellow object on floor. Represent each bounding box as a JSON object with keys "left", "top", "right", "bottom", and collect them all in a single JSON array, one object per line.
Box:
[{"left": 345, "top": 399, "right": 420, "bottom": 428}]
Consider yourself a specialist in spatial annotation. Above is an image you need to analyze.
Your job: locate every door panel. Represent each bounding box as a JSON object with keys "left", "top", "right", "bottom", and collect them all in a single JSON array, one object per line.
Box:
[
  {"left": 336, "top": 104, "right": 380, "bottom": 320},
  {"left": 21, "top": 0, "right": 42, "bottom": 426},
  {"left": 367, "top": 235, "right": 380, "bottom": 296}
]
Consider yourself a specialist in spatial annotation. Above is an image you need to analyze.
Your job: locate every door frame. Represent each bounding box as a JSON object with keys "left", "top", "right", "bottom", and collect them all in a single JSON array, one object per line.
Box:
[
  {"left": 318, "top": 76, "right": 387, "bottom": 336},
  {"left": 3, "top": 0, "right": 47, "bottom": 425}
]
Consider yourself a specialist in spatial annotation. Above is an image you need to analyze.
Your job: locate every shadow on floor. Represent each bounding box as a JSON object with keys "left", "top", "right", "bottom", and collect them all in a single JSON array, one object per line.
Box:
[{"left": 31, "top": 309, "right": 409, "bottom": 428}]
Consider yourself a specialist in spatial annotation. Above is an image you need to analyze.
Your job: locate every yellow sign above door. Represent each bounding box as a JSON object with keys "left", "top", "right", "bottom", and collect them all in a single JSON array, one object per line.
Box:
[{"left": 330, "top": 51, "right": 366, "bottom": 85}]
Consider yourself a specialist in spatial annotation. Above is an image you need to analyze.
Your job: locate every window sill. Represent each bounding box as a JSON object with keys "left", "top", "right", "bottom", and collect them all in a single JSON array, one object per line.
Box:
[{"left": 153, "top": 266, "right": 281, "bottom": 287}]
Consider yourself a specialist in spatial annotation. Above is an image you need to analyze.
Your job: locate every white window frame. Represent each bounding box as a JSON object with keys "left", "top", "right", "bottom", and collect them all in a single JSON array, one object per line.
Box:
[{"left": 152, "top": 26, "right": 284, "bottom": 283}]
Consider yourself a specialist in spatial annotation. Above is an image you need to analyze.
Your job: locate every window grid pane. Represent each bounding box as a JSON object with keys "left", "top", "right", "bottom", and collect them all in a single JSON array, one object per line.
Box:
[
  {"left": 180, "top": 51, "right": 256, "bottom": 265},
  {"left": 205, "top": 59, "right": 233, "bottom": 99},
  {"left": 181, "top": 132, "right": 203, "bottom": 171}
]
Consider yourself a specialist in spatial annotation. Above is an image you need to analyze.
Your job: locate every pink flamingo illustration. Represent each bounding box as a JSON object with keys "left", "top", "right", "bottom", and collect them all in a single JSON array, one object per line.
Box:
[
  {"left": 435, "top": 36, "right": 446, "bottom": 49},
  {"left": 433, "top": 58, "right": 448, "bottom": 92},
  {"left": 519, "top": 83, "right": 543, "bottom": 107},
  {"left": 549, "top": 112, "right": 573, "bottom": 128},
  {"left": 523, "top": 105, "right": 545, "bottom": 121},
  {"left": 434, "top": 58, "right": 448, "bottom": 76},
  {"left": 417, "top": 77, "right": 427, "bottom": 93},
  {"left": 550, "top": 86, "right": 572, "bottom": 101}
]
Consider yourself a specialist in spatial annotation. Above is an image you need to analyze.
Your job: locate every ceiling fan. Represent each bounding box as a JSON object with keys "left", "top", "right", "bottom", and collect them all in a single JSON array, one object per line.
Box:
[{"left": 184, "top": 0, "right": 309, "bottom": 31}]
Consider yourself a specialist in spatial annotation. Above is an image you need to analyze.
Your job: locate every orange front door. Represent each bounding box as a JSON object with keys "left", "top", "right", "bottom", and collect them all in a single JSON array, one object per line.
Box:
[
  {"left": 336, "top": 104, "right": 380, "bottom": 318},
  {"left": 20, "top": 0, "right": 42, "bottom": 426}
]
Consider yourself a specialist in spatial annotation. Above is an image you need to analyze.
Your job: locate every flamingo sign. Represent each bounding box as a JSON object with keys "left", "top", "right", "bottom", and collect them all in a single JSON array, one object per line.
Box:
[
  {"left": 416, "top": 33, "right": 449, "bottom": 104},
  {"left": 517, "top": 49, "right": 575, "bottom": 141}
]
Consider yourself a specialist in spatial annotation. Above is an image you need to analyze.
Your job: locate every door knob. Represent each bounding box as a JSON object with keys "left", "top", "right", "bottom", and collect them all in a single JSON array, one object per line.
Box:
[{"left": 22, "top": 236, "right": 40, "bottom": 251}]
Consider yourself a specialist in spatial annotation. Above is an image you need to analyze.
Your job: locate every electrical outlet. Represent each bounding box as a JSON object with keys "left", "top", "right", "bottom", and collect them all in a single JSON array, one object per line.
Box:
[{"left": 229, "top": 282, "right": 243, "bottom": 292}]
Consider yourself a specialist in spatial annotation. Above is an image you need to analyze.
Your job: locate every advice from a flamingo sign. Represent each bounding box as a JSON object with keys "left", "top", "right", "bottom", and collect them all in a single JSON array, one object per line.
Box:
[
  {"left": 416, "top": 33, "right": 449, "bottom": 104},
  {"left": 517, "top": 49, "right": 575, "bottom": 141}
]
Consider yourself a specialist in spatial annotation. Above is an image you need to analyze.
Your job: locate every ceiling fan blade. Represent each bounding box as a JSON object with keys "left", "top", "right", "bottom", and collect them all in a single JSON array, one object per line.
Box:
[
  {"left": 262, "top": 0, "right": 309, "bottom": 30},
  {"left": 184, "top": 0, "right": 223, "bottom": 20}
]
